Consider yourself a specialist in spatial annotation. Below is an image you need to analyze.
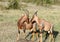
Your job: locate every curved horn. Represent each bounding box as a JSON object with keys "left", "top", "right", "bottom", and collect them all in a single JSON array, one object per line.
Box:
[
  {"left": 25, "top": 9, "right": 29, "bottom": 17},
  {"left": 23, "top": 9, "right": 29, "bottom": 17},
  {"left": 34, "top": 11, "right": 38, "bottom": 16},
  {"left": 25, "top": 9, "right": 29, "bottom": 15}
]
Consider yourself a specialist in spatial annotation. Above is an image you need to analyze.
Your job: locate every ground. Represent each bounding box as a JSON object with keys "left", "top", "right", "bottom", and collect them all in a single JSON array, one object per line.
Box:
[{"left": 0, "top": 3, "right": 60, "bottom": 42}]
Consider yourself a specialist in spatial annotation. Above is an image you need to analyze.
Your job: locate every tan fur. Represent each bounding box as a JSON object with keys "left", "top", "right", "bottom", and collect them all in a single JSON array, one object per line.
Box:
[
  {"left": 31, "top": 12, "right": 54, "bottom": 42},
  {"left": 17, "top": 12, "right": 36, "bottom": 41}
]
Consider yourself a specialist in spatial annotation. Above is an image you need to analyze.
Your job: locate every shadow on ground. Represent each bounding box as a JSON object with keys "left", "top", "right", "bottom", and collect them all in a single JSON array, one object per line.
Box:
[
  {"left": 17, "top": 38, "right": 34, "bottom": 42},
  {"left": 43, "top": 31, "right": 59, "bottom": 42},
  {"left": 25, "top": 30, "right": 59, "bottom": 42}
]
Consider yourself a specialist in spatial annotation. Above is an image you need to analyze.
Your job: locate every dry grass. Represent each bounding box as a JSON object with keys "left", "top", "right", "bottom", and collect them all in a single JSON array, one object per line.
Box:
[{"left": 0, "top": 4, "right": 60, "bottom": 42}]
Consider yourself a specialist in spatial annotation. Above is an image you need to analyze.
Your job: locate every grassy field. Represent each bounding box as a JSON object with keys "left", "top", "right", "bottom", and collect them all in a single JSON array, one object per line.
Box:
[{"left": 0, "top": 4, "right": 60, "bottom": 42}]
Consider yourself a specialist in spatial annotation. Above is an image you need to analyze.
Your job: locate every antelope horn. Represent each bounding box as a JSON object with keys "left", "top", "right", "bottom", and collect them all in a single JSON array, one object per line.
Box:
[
  {"left": 25, "top": 9, "right": 29, "bottom": 18},
  {"left": 34, "top": 11, "right": 38, "bottom": 16},
  {"left": 25, "top": 9, "right": 29, "bottom": 17},
  {"left": 23, "top": 9, "right": 29, "bottom": 15},
  {"left": 25, "top": 9, "right": 29, "bottom": 14}
]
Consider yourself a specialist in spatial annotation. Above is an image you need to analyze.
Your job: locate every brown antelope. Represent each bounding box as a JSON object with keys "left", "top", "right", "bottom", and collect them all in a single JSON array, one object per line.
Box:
[
  {"left": 31, "top": 11, "right": 54, "bottom": 42},
  {"left": 17, "top": 10, "right": 29, "bottom": 41},
  {"left": 17, "top": 10, "right": 36, "bottom": 41}
]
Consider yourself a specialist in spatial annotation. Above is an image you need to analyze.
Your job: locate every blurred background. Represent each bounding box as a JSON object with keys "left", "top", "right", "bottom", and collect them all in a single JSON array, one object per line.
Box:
[{"left": 0, "top": 0, "right": 60, "bottom": 10}]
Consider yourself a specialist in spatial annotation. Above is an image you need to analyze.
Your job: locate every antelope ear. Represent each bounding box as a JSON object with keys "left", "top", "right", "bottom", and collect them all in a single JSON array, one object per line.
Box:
[{"left": 34, "top": 11, "right": 38, "bottom": 16}]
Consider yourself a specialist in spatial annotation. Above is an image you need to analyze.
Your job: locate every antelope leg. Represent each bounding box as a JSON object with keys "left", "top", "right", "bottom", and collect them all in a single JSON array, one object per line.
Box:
[{"left": 39, "top": 33, "right": 42, "bottom": 42}]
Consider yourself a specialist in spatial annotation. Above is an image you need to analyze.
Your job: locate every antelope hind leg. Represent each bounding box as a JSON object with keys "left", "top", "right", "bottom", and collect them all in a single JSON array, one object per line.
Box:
[{"left": 51, "top": 34, "right": 54, "bottom": 42}]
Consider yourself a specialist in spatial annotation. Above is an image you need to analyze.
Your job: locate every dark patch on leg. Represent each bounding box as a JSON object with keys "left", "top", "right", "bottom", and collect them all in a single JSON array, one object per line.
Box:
[
  {"left": 23, "top": 29, "right": 26, "bottom": 33},
  {"left": 43, "top": 32, "right": 49, "bottom": 42},
  {"left": 18, "top": 29, "right": 20, "bottom": 34},
  {"left": 25, "top": 31, "right": 33, "bottom": 39}
]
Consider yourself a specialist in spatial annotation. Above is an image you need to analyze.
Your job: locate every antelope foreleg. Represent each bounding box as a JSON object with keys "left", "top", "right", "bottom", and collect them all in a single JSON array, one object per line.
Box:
[
  {"left": 17, "top": 29, "right": 20, "bottom": 41},
  {"left": 31, "top": 32, "right": 35, "bottom": 41},
  {"left": 39, "top": 33, "right": 42, "bottom": 42}
]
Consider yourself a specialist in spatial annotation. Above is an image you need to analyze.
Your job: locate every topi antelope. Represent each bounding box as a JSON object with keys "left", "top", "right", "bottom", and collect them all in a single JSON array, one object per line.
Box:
[
  {"left": 31, "top": 11, "right": 54, "bottom": 42},
  {"left": 17, "top": 10, "right": 37, "bottom": 41}
]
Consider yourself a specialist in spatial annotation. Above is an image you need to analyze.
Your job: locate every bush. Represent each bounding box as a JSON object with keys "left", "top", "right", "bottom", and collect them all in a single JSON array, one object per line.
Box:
[{"left": 8, "top": 0, "right": 20, "bottom": 9}]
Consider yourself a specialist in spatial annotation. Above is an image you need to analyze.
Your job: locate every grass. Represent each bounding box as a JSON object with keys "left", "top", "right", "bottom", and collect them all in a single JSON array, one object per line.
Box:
[{"left": 0, "top": 4, "right": 60, "bottom": 42}]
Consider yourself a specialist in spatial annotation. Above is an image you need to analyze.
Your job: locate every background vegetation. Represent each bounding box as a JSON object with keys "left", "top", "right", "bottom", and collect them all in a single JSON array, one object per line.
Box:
[{"left": 0, "top": 0, "right": 60, "bottom": 9}]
